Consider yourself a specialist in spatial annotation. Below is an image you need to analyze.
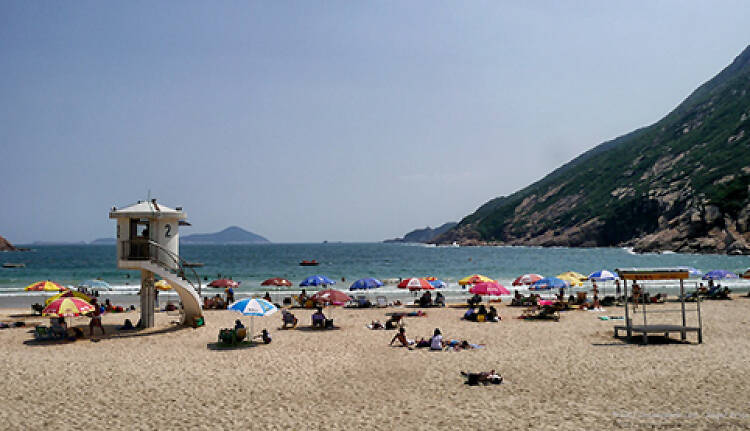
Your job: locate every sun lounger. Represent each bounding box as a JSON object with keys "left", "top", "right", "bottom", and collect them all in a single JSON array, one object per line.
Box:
[{"left": 375, "top": 296, "right": 388, "bottom": 308}]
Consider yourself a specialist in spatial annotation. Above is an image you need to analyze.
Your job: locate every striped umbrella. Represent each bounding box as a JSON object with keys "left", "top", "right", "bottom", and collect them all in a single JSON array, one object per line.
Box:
[
  {"left": 512, "top": 274, "right": 543, "bottom": 286},
  {"left": 42, "top": 297, "right": 95, "bottom": 317},
  {"left": 24, "top": 280, "right": 65, "bottom": 292},
  {"left": 469, "top": 281, "right": 510, "bottom": 296},
  {"left": 459, "top": 274, "right": 493, "bottom": 286},
  {"left": 428, "top": 279, "right": 447, "bottom": 289},
  {"left": 555, "top": 271, "right": 587, "bottom": 287},
  {"left": 77, "top": 279, "right": 112, "bottom": 291},
  {"left": 44, "top": 289, "right": 92, "bottom": 306},
  {"left": 588, "top": 270, "right": 617, "bottom": 281},
  {"left": 530, "top": 277, "right": 568, "bottom": 291},
  {"left": 228, "top": 298, "right": 278, "bottom": 341},
  {"left": 398, "top": 278, "right": 434, "bottom": 291}
]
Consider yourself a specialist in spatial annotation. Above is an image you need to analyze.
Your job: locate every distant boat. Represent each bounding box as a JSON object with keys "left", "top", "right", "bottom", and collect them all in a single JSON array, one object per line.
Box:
[
  {"left": 3, "top": 263, "right": 25, "bottom": 268},
  {"left": 299, "top": 260, "right": 320, "bottom": 266}
]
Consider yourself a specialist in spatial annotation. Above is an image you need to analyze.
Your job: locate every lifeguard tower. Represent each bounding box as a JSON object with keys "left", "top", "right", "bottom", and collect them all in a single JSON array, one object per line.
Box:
[
  {"left": 613, "top": 267, "right": 702, "bottom": 344},
  {"left": 109, "top": 199, "right": 203, "bottom": 328}
]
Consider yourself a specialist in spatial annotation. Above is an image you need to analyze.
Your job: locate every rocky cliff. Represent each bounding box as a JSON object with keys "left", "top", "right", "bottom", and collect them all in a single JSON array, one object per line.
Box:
[
  {"left": 0, "top": 235, "right": 18, "bottom": 251},
  {"left": 434, "top": 46, "right": 750, "bottom": 254},
  {"left": 384, "top": 222, "right": 457, "bottom": 243}
]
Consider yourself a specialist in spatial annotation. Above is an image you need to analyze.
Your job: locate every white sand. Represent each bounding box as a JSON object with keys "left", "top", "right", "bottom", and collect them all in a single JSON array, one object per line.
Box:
[{"left": 2, "top": 297, "right": 750, "bottom": 430}]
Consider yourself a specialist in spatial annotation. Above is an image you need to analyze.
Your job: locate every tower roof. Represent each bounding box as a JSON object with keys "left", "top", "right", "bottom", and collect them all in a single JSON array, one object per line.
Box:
[{"left": 109, "top": 200, "right": 187, "bottom": 220}]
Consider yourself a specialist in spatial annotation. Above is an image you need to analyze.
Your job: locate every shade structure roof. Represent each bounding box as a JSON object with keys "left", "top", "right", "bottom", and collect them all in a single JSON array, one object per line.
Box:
[{"left": 109, "top": 200, "right": 186, "bottom": 220}]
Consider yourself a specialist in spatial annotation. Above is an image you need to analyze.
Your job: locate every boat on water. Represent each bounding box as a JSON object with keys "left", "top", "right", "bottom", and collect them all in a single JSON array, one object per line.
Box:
[
  {"left": 299, "top": 260, "right": 319, "bottom": 266},
  {"left": 2, "top": 263, "right": 25, "bottom": 268}
]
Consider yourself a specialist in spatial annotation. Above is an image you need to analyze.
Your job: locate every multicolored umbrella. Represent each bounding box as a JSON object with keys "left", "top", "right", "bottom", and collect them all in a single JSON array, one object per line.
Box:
[
  {"left": 702, "top": 270, "right": 738, "bottom": 280},
  {"left": 77, "top": 279, "right": 112, "bottom": 291},
  {"left": 511, "top": 274, "right": 543, "bottom": 286},
  {"left": 529, "top": 277, "right": 568, "bottom": 291},
  {"left": 261, "top": 277, "right": 293, "bottom": 287},
  {"left": 44, "top": 289, "right": 92, "bottom": 306},
  {"left": 228, "top": 298, "right": 278, "bottom": 342},
  {"left": 424, "top": 276, "right": 438, "bottom": 281},
  {"left": 300, "top": 275, "right": 336, "bottom": 287},
  {"left": 155, "top": 280, "right": 172, "bottom": 291},
  {"left": 398, "top": 278, "right": 435, "bottom": 291},
  {"left": 428, "top": 279, "right": 447, "bottom": 289},
  {"left": 555, "top": 271, "right": 587, "bottom": 287},
  {"left": 24, "top": 280, "right": 65, "bottom": 292},
  {"left": 208, "top": 278, "right": 240, "bottom": 288},
  {"left": 469, "top": 281, "right": 510, "bottom": 296},
  {"left": 349, "top": 278, "right": 383, "bottom": 290},
  {"left": 311, "top": 289, "right": 352, "bottom": 305},
  {"left": 588, "top": 270, "right": 617, "bottom": 281},
  {"left": 42, "top": 297, "right": 95, "bottom": 317},
  {"left": 458, "top": 274, "right": 493, "bottom": 286}
]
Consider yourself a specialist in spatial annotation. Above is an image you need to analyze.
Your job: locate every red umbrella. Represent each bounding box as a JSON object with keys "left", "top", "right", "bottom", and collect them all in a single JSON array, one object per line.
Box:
[
  {"left": 469, "top": 281, "right": 510, "bottom": 296},
  {"left": 311, "top": 289, "right": 352, "bottom": 305},
  {"left": 261, "top": 277, "right": 292, "bottom": 287},
  {"left": 42, "top": 297, "right": 95, "bottom": 317},
  {"left": 208, "top": 279, "right": 240, "bottom": 288},
  {"left": 397, "top": 278, "right": 435, "bottom": 291},
  {"left": 512, "top": 274, "right": 543, "bottom": 286}
]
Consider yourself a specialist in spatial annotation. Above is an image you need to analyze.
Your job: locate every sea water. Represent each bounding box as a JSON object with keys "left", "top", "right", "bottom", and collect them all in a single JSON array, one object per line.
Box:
[{"left": 1, "top": 243, "right": 748, "bottom": 307}]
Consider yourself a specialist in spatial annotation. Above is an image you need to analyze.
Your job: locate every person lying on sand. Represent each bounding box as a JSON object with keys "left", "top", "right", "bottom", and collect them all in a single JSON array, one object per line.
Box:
[
  {"left": 446, "top": 340, "right": 485, "bottom": 351},
  {"left": 389, "top": 327, "right": 414, "bottom": 349},
  {"left": 367, "top": 320, "right": 384, "bottom": 330},
  {"left": 461, "top": 370, "right": 502, "bottom": 385}
]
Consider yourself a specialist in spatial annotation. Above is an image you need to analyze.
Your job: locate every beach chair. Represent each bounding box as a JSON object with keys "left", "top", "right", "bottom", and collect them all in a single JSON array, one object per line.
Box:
[
  {"left": 375, "top": 296, "right": 388, "bottom": 308},
  {"left": 31, "top": 303, "right": 44, "bottom": 315}
]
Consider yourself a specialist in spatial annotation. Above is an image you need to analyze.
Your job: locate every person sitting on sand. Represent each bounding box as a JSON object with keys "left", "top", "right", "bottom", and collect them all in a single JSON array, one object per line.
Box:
[
  {"left": 263, "top": 291, "right": 272, "bottom": 302},
  {"left": 487, "top": 306, "right": 499, "bottom": 322},
  {"left": 430, "top": 328, "right": 444, "bottom": 350},
  {"left": 234, "top": 319, "right": 245, "bottom": 330},
  {"left": 50, "top": 316, "right": 67, "bottom": 339},
  {"left": 311, "top": 307, "right": 326, "bottom": 328},
  {"left": 253, "top": 329, "right": 272, "bottom": 344},
  {"left": 389, "top": 327, "right": 413, "bottom": 349},
  {"left": 281, "top": 309, "right": 298, "bottom": 328},
  {"left": 477, "top": 304, "right": 488, "bottom": 320},
  {"left": 463, "top": 306, "right": 476, "bottom": 321},
  {"left": 298, "top": 289, "right": 308, "bottom": 306},
  {"left": 419, "top": 291, "right": 432, "bottom": 307},
  {"left": 435, "top": 292, "right": 445, "bottom": 307},
  {"left": 213, "top": 294, "right": 226, "bottom": 309}
]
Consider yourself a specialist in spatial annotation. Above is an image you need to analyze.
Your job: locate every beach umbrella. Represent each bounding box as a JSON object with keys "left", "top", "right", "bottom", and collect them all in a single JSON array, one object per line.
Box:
[
  {"left": 588, "top": 270, "right": 616, "bottom": 281},
  {"left": 311, "top": 289, "right": 352, "bottom": 305},
  {"left": 24, "top": 280, "right": 65, "bottom": 292},
  {"left": 77, "top": 279, "right": 112, "bottom": 291},
  {"left": 398, "top": 278, "right": 434, "bottom": 291},
  {"left": 44, "top": 289, "right": 92, "bottom": 306},
  {"left": 208, "top": 278, "right": 240, "bottom": 288},
  {"left": 469, "top": 281, "right": 510, "bottom": 296},
  {"left": 742, "top": 269, "right": 750, "bottom": 279},
  {"left": 428, "top": 279, "right": 447, "bottom": 289},
  {"left": 154, "top": 280, "right": 172, "bottom": 291},
  {"left": 42, "top": 297, "right": 95, "bottom": 317},
  {"left": 424, "top": 276, "right": 438, "bottom": 281},
  {"left": 228, "top": 298, "right": 278, "bottom": 342},
  {"left": 300, "top": 275, "right": 336, "bottom": 287},
  {"left": 458, "top": 274, "right": 493, "bottom": 286},
  {"left": 261, "top": 277, "right": 293, "bottom": 287},
  {"left": 702, "top": 270, "right": 738, "bottom": 280},
  {"left": 530, "top": 277, "right": 568, "bottom": 291},
  {"left": 511, "top": 274, "right": 543, "bottom": 286},
  {"left": 686, "top": 267, "right": 703, "bottom": 277},
  {"left": 555, "top": 272, "right": 587, "bottom": 287},
  {"left": 349, "top": 278, "right": 383, "bottom": 290}
]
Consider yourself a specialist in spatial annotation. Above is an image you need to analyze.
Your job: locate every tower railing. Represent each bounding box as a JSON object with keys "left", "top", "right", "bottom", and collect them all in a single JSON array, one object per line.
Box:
[{"left": 146, "top": 240, "right": 202, "bottom": 296}]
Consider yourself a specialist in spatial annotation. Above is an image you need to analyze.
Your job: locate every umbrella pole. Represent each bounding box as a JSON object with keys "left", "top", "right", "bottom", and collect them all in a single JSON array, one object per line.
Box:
[{"left": 250, "top": 316, "right": 254, "bottom": 344}]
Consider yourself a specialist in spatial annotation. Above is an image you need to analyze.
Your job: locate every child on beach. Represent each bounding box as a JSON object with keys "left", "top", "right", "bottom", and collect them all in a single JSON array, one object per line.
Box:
[
  {"left": 389, "top": 327, "right": 413, "bottom": 349},
  {"left": 253, "top": 329, "right": 272, "bottom": 344}
]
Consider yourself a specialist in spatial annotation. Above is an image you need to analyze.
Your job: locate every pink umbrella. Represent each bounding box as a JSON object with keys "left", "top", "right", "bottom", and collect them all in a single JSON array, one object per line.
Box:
[
  {"left": 469, "top": 281, "right": 510, "bottom": 296},
  {"left": 397, "top": 278, "right": 435, "bottom": 291},
  {"left": 512, "top": 274, "right": 543, "bottom": 286},
  {"left": 311, "top": 289, "right": 352, "bottom": 306}
]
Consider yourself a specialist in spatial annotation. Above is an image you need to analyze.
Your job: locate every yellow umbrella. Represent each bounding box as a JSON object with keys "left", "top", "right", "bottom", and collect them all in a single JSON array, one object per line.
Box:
[
  {"left": 458, "top": 274, "right": 493, "bottom": 286},
  {"left": 42, "top": 297, "right": 95, "bottom": 317},
  {"left": 556, "top": 271, "right": 588, "bottom": 287},
  {"left": 155, "top": 280, "right": 173, "bottom": 291},
  {"left": 24, "top": 280, "right": 65, "bottom": 291},
  {"left": 45, "top": 289, "right": 92, "bottom": 306}
]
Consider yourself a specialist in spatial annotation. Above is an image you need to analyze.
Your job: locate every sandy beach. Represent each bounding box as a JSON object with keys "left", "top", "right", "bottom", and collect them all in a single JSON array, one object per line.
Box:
[{"left": 2, "top": 297, "right": 750, "bottom": 430}]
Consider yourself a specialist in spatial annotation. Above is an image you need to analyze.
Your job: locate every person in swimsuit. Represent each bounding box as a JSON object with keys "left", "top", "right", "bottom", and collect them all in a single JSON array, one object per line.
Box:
[{"left": 89, "top": 298, "right": 105, "bottom": 336}]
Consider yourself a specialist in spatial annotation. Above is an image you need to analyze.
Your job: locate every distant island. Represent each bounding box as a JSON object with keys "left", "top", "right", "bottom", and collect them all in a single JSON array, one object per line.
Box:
[
  {"left": 434, "top": 45, "right": 750, "bottom": 255},
  {"left": 0, "top": 235, "right": 18, "bottom": 251},
  {"left": 90, "top": 238, "right": 117, "bottom": 245},
  {"left": 384, "top": 222, "right": 457, "bottom": 243},
  {"left": 181, "top": 226, "right": 270, "bottom": 244}
]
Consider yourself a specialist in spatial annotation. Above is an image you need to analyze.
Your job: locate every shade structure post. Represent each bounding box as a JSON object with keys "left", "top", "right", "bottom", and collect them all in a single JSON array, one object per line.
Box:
[
  {"left": 623, "top": 280, "right": 631, "bottom": 340},
  {"left": 680, "top": 278, "right": 686, "bottom": 341},
  {"left": 140, "top": 270, "right": 155, "bottom": 328}
]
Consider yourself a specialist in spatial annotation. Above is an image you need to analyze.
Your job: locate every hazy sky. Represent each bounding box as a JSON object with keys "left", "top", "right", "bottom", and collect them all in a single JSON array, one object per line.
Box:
[{"left": 2, "top": 1, "right": 749, "bottom": 243}]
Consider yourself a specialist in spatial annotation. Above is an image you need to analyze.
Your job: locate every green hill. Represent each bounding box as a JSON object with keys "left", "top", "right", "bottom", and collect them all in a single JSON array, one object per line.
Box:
[{"left": 434, "top": 45, "right": 750, "bottom": 254}]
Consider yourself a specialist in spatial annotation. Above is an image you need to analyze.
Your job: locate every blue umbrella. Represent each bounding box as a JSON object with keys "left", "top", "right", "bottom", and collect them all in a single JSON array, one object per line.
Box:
[
  {"left": 300, "top": 275, "right": 336, "bottom": 287},
  {"left": 228, "top": 298, "right": 278, "bottom": 342},
  {"left": 588, "top": 270, "right": 616, "bottom": 281},
  {"left": 530, "top": 277, "right": 568, "bottom": 290},
  {"left": 349, "top": 277, "right": 383, "bottom": 291},
  {"left": 428, "top": 279, "right": 447, "bottom": 289},
  {"left": 78, "top": 279, "right": 112, "bottom": 291},
  {"left": 702, "top": 270, "right": 738, "bottom": 280},
  {"left": 686, "top": 267, "right": 703, "bottom": 277}
]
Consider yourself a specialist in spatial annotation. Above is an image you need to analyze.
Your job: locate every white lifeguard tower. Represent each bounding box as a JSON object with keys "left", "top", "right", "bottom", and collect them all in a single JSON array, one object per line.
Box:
[{"left": 109, "top": 199, "right": 203, "bottom": 328}]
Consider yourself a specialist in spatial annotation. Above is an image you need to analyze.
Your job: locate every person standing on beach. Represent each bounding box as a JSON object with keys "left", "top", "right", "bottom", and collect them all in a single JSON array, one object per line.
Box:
[
  {"left": 89, "top": 298, "right": 105, "bottom": 336},
  {"left": 226, "top": 286, "right": 235, "bottom": 305},
  {"left": 632, "top": 281, "right": 641, "bottom": 310}
]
